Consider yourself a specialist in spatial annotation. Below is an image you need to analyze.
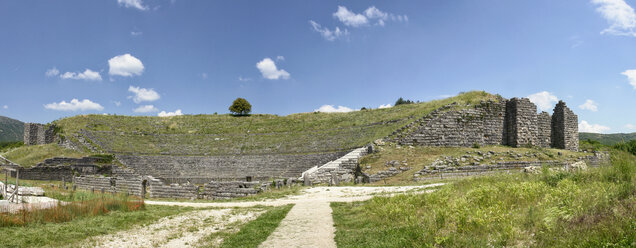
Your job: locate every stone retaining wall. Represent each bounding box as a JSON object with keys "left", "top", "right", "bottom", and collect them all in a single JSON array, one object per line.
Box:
[
  {"left": 202, "top": 181, "right": 264, "bottom": 200},
  {"left": 397, "top": 98, "right": 578, "bottom": 151}
]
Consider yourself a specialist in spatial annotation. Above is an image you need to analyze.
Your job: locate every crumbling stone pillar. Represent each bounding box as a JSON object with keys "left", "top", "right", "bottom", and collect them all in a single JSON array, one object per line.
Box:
[
  {"left": 504, "top": 98, "right": 538, "bottom": 147},
  {"left": 551, "top": 101, "right": 579, "bottom": 151},
  {"left": 537, "top": 112, "right": 552, "bottom": 148}
]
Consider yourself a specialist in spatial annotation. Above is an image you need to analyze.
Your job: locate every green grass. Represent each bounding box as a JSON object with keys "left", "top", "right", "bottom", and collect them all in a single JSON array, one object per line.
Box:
[
  {"left": 49, "top": 91, "right": 498, "bottom": 155},
  {"left": 0, "top": 205, "right": 193, "bottom": 248},
  {"left": 209, "top": 204, "right": 293, "bottom": 248},
  {"left": 332, "top": 150, "right": 635, "bottom": 247},
  {"left": 1, "top": 143, "right": 91, "bottom": 167},
  {"left": 360, "top": 145, "right": 588, "bottom": 184}
]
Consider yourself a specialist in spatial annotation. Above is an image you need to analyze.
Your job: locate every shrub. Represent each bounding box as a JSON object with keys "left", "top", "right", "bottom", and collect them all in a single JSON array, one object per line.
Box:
[
  {"left": 229, "top": 98, "right": 252, "bottom": 116},
  {"left": 394, "top": 97, "right": 414, "bottom": 106}
]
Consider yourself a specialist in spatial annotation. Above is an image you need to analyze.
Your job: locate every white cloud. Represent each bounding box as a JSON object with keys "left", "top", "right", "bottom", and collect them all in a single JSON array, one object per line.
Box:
[
  {"left": 201, "top": 73, "right": 208, "bottom": 79},
  {"left": 333, "top": 6, "right": 369, "bottom": 27},
  {"left": 158, "top": 109, "right": 183, "bottom": 117},
  {"left": 591, "top": 0, "right": 636, "bottom": 36},
  {"left": 133, "top": 105, "right": 158, "bottom": 113},
  {"left": 527, "top": 91, "right": 558, "bottom": 111},
  {"left": 113, "top": 101, "right": 122, "bottom": 107},
  {"left": 256, "top": 58, "right": 290, "bottom": 80},
  {"left": 44, "top": 99, "right": 104, "bottom": 111},
  {"left": 117, "top": 0, "right": 148, "bottom": 11},
  {"left": 314, "top": 105, "right": 356, "bottom": 113},
  {"left": 2, "top": 105, "right": 7, "bottom": 109},
  {"left": 108, "top": 54, "right": 144, "bottom": 77},
  {"left": 625, "top": 123, "right": 636, "bottom": 129},
  {"left": 309, "top": 20, "right": 348, "bottom": 41},
  {"left": 332, "top": 6, "right": 407, "bottom": 27},
  {"left": 579, "top": 120, "right": 611, "bottom": 133},
  {"left": 238, "top": 76, "right": 252, "bottom": 82},
  {"left": 60, "top": 69, "right": 102, "bottom": 81},
  {"left": 128, "top": 86, "right": 160, "bottom": 103},
  {"left": 365, "top": 6, "right": 388, "bottom": 20},
  {"left": 621, "top": 69, "right": 636, "bottom": 89},
  {"left": 378, "top": 104, "right": 392, "bottom": 109},
  {"left": 130, "top": 31, "right": 142, "bottom": 36},
  {"left": 45, "top": 67, "right": 59, "bottom": 77},
  {"left": 276, "top": 56, "right": 285, "bottom": 61},
  {"left": 578, "top": 99, "right": 599, "bottom": 111}
]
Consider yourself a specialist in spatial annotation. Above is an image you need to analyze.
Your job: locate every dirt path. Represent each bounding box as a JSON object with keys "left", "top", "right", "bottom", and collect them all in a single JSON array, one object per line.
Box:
[
  {"left": 80, "top": 208, "right": 262, "bottom": 248},
  {"left": 146, "top": 184, "right": 443, "bottom": 248},
  {"left": 259, "top": 200, "right": 336, "bottom": 248}
]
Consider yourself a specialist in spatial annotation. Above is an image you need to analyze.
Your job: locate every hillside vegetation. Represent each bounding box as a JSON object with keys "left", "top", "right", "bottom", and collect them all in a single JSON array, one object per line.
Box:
[
  {"left": 333, "top": 150, "right": 635, "bottom": 247},
  {"left": 51, "top": 91, "right": 499, "bottom": 156},
  {"left": 0, "top": 116, "right": 23, "bottom": 142},
  {"left": 579, "top": 132, "right": 636, "bottom": 145}
]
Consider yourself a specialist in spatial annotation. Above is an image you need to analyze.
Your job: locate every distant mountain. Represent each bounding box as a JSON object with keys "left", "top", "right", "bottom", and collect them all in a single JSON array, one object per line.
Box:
[
  {"left": 579, "top": 132, "right": 636, "bottom": 145},
  {"left": 0, "top": 116, "right": 24, "bottom": 142}
]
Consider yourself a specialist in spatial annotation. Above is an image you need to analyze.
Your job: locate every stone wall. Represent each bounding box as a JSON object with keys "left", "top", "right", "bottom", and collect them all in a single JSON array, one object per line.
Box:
[
  {"left": 202, "top": 181, "right": 264, "bottom": 200},
  {"left": 413, "top": 152, "right": 609, "bottom": 181},
  {"left": 116, "top": 151, "right": 347, "bottom": 184},
  {"left": 73, "top": 166, "right": 143, "bottom": 196},
  {"left": 400, "top": 100, "right": 506, "bottom": 147},
  {"left": 552, "top": 101, "right": 579, "bottom": 151},
  {"left": 537, "top": 112, "right": 552, "bottom": 148},
  {"left": 397, "top": 98, "right": 578, "bottom": 151},
  {"left": 504, "top": 98, "right": 538, "bottom": 147},
  {"left": 23, "top": 123, "right": 57, "bottom": 146},
  {"left": 8, "top": 157, "right": 112, "bottom": 181}
]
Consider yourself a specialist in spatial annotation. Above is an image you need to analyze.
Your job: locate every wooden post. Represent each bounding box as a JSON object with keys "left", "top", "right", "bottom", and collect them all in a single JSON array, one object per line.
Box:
[
  {"left": 4, "top": 170, "right": 7, "bottom": 199},
  {"left": 15, "top": 169, "right": 19, "bottom": 203}
]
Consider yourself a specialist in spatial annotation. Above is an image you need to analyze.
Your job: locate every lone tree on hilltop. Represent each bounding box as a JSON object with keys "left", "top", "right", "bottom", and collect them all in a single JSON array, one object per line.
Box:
[{"left": 229, "top": 97, "right": 252, "bottom": 116}]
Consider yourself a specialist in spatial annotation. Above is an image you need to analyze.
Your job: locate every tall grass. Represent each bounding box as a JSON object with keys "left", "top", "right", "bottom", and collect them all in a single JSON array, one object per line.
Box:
[
  {"left": 332, "top": 150, "right": 635, "bottom": 247},
  {"left": 0, "top": 194, "right": 144, "bottom": 227}
]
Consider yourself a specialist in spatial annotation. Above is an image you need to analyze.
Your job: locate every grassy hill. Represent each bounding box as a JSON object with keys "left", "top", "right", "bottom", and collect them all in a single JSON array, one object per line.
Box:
[
  {"left": 579, "top": 132, "right": 636, "bottom": 145},
  {"left": 50, "top": 91, "right": 499, "bottom": 156},
  {"left": 0, "top": 116, "right": 24, "bottom": 142}
]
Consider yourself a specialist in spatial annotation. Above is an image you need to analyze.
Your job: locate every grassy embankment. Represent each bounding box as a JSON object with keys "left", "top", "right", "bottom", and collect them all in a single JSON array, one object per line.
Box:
[
  {"left": 49, "top": 91, "right": 498, "bottom": 155},
  {"left": 196, "top": 204, "right": 294, "bottom": 248},
  {"left": 332, "top": 150, "right": 635, "bottom": 247},
  {"left": 1, "top": 143, "right": 92, "bottom": 167},
  {"left": 360, "top": 145, "right": 590, "bottom": 184}
]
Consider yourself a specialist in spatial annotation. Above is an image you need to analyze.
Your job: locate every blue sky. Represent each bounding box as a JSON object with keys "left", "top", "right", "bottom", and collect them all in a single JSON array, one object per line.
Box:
[{"left": 0, "top": 0, "right": 635, "bottom": 133}]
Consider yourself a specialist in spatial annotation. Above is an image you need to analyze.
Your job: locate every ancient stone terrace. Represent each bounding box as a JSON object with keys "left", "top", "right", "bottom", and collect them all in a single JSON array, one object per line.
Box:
[{"left": 398, "top": 98, "right": 579, "bottom": 151}]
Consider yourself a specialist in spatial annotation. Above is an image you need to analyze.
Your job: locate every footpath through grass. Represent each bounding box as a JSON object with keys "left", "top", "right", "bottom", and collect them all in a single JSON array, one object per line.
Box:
[
  {"left": 197, "top": 204, "right": 293, "bottom": 248},
  {"left": 332, "top": 151, "right": 635, "bottom": 247},
  {"left": 0, "top": 205, "right": 192, "bottom": 248}
]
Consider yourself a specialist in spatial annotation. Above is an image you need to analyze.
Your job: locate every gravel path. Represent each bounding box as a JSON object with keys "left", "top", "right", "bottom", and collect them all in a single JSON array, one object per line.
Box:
[
  {"left": 147, "top": 184, "right": 443, "bottom": 248},
  {"left": 259, "top": 200, "right": 336, "bottom": 248},
  {"left": 80, "top": 208, "right": 262, "bottom": 248}
]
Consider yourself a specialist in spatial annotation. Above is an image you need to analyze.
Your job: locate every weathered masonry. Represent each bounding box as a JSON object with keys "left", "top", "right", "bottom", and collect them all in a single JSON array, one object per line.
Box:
[
  {"left": 23, "top": 123, "right": 57, "bottom": 145},
  {"left": 397, "top": 98, "right": 579, "bottom": 151}
]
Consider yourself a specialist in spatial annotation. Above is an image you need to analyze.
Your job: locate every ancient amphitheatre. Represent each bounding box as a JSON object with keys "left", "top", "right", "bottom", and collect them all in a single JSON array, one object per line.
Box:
[
  {"left": 2, "top": 90, "right": 629, "bottom": 247},
  {"left": 1, "top": 1, "right": 635, "bottom": 247}
]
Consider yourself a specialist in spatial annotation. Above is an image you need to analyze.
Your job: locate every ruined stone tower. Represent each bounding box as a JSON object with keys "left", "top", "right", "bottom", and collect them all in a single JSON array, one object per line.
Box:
[
  {"left": 23, "top": 123, "right": 57, "bottom": 145},
  {"left": 504, "top": 98, "right": 538, "bottom": 147},
  {"left": 551, "top": 101, "right": 578, "bottom": 151}
]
